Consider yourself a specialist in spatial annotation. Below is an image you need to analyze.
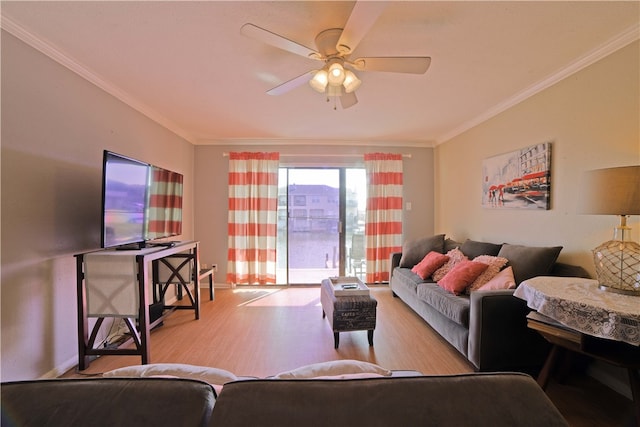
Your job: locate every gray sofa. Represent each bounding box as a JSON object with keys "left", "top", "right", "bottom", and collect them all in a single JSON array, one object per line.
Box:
[
  {"left": 389, "top": 235, "right": 590, "bottom": 372},
  {"left": 1, "top": 373, "right": 569, "bottom": 426}
]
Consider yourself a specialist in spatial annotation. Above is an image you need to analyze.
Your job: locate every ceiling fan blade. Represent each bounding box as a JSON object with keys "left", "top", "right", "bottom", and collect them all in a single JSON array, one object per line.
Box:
[
  {"left": 352, "top": 57, "right": 431, "bottom": 74},
  {"left": 337, "top": 1, "right": 388, "bottom": 55},
  {"left": 267, "top": 71, "right": 315, "bottom": 96},
  {"left": 340, "top": 91, "right": 358, "bottom": 109},
  {"left": 241, "top": 23, "right": 321, "bottom": 60}
]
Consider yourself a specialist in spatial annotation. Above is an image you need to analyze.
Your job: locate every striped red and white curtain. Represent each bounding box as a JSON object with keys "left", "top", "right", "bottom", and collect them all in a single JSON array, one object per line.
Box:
[
  {"left": 227, "top": 152, "right": 279, "bottom": 285},
  {"left": 364, "top": 153, "right": 403, "bottom": 283},
  {"left": 147, "top": 166, "right": 183, "bottom": 239}
]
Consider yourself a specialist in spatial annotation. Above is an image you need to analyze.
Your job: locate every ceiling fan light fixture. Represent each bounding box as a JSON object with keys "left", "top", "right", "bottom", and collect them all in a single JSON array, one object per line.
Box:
[
  {"left": 327, "top": 60, "right": 346, "bottom": 86},
  {"left": 343, "top": 70, "right": 361, "bottom": 93},
  {"left": 309, "top": 69, "right": 328, "bottom": 93}
]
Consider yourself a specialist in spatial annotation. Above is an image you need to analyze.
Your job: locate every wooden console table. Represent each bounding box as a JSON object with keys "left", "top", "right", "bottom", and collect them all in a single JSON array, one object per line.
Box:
[
  {"left": 75, "top": 241, "right": 200, "bottom": 370},
  {"left": 515, "top": 277, "right": 640, "bottom": 424}
]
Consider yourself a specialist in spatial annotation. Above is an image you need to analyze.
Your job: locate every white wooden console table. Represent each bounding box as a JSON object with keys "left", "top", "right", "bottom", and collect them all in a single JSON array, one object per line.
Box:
[{"left": 75, "top": 240, "right": 200, "bottom": 370}]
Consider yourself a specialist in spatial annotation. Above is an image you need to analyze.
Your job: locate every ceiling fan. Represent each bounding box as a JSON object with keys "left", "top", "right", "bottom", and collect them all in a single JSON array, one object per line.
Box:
[{"left": 241, "top": 1, "right": 431, "bottom": 109}]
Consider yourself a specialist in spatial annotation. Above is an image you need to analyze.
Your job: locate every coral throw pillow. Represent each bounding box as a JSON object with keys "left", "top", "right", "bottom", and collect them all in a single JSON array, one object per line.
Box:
[
  {"left": 432, "top": 248, "right": 468, "bottom": 282},
  {"left": 477, "top": 266, "right": 517, "bottom": 291},
  {"left": 438, "top": 259, "right": 489, "bottom": 295},
  {"left": 411, "top": 251, "right": 450, "bottom": 279}
]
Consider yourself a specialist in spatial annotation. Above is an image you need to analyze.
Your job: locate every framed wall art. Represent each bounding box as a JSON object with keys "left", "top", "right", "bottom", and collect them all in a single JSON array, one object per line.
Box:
[{"left": 482, "top": 142, "right": 551, "bottom": 210}]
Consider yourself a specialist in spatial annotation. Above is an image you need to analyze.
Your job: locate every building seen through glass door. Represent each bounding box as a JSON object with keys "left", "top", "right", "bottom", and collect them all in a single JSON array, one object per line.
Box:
[{"left": 277, "top": 168, "right": 366, "bottom": 285}]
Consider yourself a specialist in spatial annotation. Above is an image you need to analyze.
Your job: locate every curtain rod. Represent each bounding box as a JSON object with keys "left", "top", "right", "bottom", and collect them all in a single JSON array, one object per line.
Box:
[{"left": 223, "top": 152, "right": 411, "bottom": 158}]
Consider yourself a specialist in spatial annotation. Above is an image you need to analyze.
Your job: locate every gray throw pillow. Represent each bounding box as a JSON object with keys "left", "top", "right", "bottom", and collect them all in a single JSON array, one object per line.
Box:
[
  {"left": 399, "top": 234, "right": 445, "bottom": 268},
  {"left": 444, "top": 238, "right": 461, "bottom": 253},
  {"left": 460, "top": 239, "right": 503, "bottom": 259},
  {"left": 497, "top": 244, "right": 563, "bottom": 285}
]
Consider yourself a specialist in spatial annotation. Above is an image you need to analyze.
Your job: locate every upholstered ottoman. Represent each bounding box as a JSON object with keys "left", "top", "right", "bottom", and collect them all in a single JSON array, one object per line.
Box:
[{"left": 320, "top": 278, "right": 377, "bottom": 348}]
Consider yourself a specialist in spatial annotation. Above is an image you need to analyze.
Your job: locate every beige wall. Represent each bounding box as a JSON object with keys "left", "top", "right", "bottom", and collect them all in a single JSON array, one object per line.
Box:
[
  {"left": 1, "top": 32, "right": 195, "bottom": 381},
  {"left": 435, "top": 40, "right": 640, "bottom": 276},
  {"left": 194, "top": 144, "right": 435, "bottom": 282}
]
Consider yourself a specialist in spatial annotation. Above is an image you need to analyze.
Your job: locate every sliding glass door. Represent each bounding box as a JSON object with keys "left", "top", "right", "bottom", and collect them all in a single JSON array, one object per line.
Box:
[{"left": 277, "top": 168, "right": 366, "bottom": 285}]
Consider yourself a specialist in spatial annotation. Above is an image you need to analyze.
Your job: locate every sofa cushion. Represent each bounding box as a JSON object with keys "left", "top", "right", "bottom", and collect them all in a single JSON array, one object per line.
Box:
[
  {"left": 399, "top": 234, "right": 445, "bottom": 267},
  {"left": 1, "top": 378, "right": 217, "bottom": 427},
  {"left": 416, "top": 282, "right": 470, "bottom": 327},
  {"left": 477, "top": 266, "right": 516, "bottom": 291},
  {"left": 497, "top": 244, "right": 563, "bottom": 284},
  {"left": 438, "top": 259, "right": 489, "bottom": 295},
  {"left": 444, "top": 238, "right": 461, "bottom": 253},
  {"left": 467, "top": 255, "right": 509, "bottom": 292},
  {"left": 460, "top": 239, "right": 503, "bottom": 259},
  {"left": 432, "top": 248, "right": 468, "bottom": 282},
  {"left": 392, "top": 267, "right": 425, "bottom": 294},
  {"left": 411, "top": 251, "right": 450, "bottom": 279},
  {"left": 209, "top": 373, "right": 570, "bottom": 427},
  {"left": 272, "top": 360, "right": 392, "bottom": 379}
]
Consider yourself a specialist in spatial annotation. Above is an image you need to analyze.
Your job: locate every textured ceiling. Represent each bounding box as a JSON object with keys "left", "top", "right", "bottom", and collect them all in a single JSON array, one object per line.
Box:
[{"left": 2, "top": 1, "right": 639, "bottom": 146}]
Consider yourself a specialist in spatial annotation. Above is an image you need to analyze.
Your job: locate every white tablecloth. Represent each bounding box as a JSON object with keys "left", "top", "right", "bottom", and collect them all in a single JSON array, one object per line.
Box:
[{"left": 514, "top": 276, "right": 640, "bottom": 346}]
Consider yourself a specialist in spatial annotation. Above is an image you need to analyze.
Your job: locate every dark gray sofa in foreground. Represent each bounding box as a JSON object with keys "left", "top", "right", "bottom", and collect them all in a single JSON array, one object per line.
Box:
[
  {"left": 2, "top": 373, "right": 569, "bottom": 426},
  {"left": 389, "top": 235, "right": 590, "bottom": 372}
]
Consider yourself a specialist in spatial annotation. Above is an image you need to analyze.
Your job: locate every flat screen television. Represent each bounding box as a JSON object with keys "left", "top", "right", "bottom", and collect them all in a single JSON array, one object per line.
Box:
[{"left": 101, "top": 150, "right": 183, "bottom": 249}]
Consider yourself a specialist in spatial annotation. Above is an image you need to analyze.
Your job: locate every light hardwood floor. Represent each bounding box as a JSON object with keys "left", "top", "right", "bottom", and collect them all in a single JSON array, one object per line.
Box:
[{"left": 65, "top": 286, "right": 635, "bottom": 427}]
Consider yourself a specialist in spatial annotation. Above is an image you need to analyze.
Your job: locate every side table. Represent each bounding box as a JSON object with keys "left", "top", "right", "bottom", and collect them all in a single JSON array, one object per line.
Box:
[{"left": 515, "top": 276, "right": 640, "bottom": 424}]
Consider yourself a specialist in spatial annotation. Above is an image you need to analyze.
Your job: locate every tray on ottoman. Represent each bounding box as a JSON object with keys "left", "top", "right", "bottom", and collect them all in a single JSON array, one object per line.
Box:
[{"left": 321, "top": 278, "right": 377, "bottom": 349}]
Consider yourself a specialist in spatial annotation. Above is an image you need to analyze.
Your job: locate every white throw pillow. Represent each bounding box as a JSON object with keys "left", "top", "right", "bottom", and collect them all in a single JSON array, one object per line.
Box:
[
  {"left": 103, "top": 363, "right": 238, "bottom": 386},
  {"left": 272, "top": 360, "right": 392, "bottom": 379}
]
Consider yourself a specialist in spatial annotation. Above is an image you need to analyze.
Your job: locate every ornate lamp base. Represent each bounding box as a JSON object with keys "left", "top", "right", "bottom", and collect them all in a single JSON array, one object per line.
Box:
[{"left": 593, "top": 239, "right": 640, "bottom": 296}]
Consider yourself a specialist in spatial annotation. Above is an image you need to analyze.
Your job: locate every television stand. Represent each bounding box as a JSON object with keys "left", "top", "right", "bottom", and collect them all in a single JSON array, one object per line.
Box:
[{"left": 75, "top": 240, "right": 201, "bottom": 370}]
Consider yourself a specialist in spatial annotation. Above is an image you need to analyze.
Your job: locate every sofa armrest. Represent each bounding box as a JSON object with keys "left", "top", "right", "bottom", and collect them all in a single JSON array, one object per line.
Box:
[
  {"left": 389, "top": 252, "right": 402, "bottom": 280},
  {"left": 468, "top": 290, "right": 549, "bottom": 372},
  {"left": 551, "top": 262, "right": 590, "bottom": 278}
]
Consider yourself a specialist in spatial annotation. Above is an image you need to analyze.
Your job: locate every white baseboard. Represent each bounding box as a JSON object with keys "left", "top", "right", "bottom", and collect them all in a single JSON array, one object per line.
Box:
[{"left": 42, "top": 356, "right": 78, "bottom": 379}]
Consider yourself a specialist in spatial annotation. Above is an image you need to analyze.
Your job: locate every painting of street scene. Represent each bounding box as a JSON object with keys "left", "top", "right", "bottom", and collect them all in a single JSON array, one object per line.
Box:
[{"left": 482, "top": 142, "right": 551, "bottom": 210}]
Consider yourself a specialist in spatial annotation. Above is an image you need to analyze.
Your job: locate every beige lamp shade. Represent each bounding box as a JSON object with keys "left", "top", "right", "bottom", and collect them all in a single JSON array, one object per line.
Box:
[{"left": 577, "top": 165, "right": 640, "bottom": 215}]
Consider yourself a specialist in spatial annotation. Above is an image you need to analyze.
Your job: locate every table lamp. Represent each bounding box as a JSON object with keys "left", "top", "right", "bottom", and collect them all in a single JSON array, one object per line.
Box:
[{"left": 578, "top": 165, "right": 640, "bottom": 295}]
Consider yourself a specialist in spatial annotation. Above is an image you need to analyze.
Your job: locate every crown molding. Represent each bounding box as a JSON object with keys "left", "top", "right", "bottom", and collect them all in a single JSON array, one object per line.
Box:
[
  {"left": 194, "top": 138, "right": 436, "bottom": 148},
  {"left": 1, "top": 15, "right": 196, "bottom": 144},
  {"left": 436, "top": 23, "right": 640, "bottom": 146}
]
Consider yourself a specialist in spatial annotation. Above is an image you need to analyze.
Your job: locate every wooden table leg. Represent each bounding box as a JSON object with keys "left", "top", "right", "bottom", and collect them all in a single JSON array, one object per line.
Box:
[{"left": 537, "top": 344, "right": 561, "bottom": 389}]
